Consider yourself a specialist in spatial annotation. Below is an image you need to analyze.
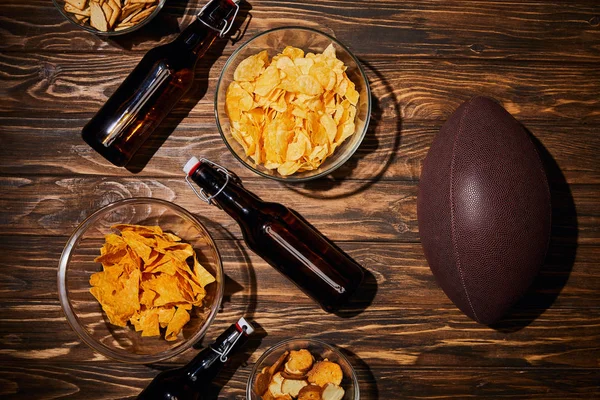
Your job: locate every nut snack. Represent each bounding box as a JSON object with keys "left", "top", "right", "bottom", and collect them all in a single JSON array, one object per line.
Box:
[
  {"left": 254, "top": 349, "right": 346, "bottom": 400},
  {"left": 62, "top": 0, "right": 159, "bottom": 32}
]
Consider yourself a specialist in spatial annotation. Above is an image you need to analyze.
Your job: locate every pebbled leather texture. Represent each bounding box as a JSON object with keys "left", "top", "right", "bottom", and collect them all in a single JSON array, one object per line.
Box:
[{"left": 417, "top": 96, "right": 552, "bottom": 325}]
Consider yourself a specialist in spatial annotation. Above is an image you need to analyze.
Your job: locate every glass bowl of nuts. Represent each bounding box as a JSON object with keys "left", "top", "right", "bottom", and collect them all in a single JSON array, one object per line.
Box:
[
  {"left": 247, "top": 338, "right": 360, "bottom": 400},
  {"left": 53, "top": 0, "right": 165, "bottom": 36}
]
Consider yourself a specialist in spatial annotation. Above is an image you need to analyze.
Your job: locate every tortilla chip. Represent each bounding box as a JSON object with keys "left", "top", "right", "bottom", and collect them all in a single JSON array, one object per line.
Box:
[{"left": 89, "top": 224, "right": 215, "bottom": 341}]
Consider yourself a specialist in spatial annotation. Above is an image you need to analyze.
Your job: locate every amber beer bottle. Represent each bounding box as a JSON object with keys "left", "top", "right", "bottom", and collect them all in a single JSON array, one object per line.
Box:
[
  {"left": 183, "top": 157, "right": 366, "bottom": 312},
  {"left": 137, "top": 317, "right": 254, "bottom": 400},
  {"left": 81, "top": 0, "right": 241, "bottom": 167}
]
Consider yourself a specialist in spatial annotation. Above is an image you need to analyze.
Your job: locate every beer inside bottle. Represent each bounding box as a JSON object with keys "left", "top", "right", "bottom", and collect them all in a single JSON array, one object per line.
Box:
[
  {"left": 184, "top": 157, "right": 365, "bottom": 312},
  {"left": 137, "top": 317, "right": 254, "bottom": 400},
  {"left": 82, "top": 0, "right": 240, "bottom": 167}
]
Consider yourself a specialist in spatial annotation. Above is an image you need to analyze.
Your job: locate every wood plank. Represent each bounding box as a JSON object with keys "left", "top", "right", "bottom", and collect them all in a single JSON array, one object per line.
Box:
[
  {"left": 0, "top": 363, "right": 598, "bottom": 399},
  {"left": 0, "top": 176, "right": 594, "bottom": 244},
  {"left": 0, "top": 0, "right": 599, "bottom": 63},
  {"left": 1, "top": 53, "right": 599, "bottom": 122},
  {"left": 1, "top": 1, "right": 598, "bottom": 399},
  {"left": 1, "top": 298, "right": 599, "bottom": 368},
  {"left": 371, "top": 368, "right": 600, "bottom": 399},
  {"left": 0, "top": 117, "right": 598, "bottom": 185},
  {"left": 1, "top": 236, "right": 596, "bottom": 310}
]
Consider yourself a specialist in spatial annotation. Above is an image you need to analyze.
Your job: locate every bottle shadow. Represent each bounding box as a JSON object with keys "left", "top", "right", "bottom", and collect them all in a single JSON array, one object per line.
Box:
[
  {"left": 194, "top": 217, "right": 263, "bottom": 399},
  {"left": 143, "top": 217, "right": 263, "bottom": 395},
  {"left": 334, "top": 268, "right": 378, "bottom": 319},
  {"left": 204, "top": 218, "right": 258, "bottom": 321},
  {"left": 338, "top": 347, "right": 379, "bottom": 400},
  {"left": 286, "top": 207, "right": 378, "bottom": 318},
  {"left": 107, "top": 0, "right": 192, "bottom": 51},
  {"left": 285, "top": 58, "right": 402, "bottom": 200},
  {"left": 489, "top": 129, "right": 578, "bottom": 333},
  {"left": 124, "top": 1, "right": 253, "bottom": 173}
]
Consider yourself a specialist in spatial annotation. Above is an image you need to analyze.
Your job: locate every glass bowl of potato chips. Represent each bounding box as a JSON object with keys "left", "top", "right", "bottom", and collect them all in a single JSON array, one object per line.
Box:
[
  {"left": 247, "top": 338, "right": 360, "bottom": 400},
  {"left": 215, "top": 27, "right": 371, "bottom": 181},
  {"left": 58, "top": 198, "right": 224, "bottom": 363}
]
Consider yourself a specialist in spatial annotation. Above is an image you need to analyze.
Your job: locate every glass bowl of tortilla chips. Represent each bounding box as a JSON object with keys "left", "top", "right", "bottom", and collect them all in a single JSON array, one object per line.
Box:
[
  {"left": 215, "top": 26, "right": 371, "bottom": 182},
  {"left": 58, "top": 198, "right": 224, "bottom": 363}
]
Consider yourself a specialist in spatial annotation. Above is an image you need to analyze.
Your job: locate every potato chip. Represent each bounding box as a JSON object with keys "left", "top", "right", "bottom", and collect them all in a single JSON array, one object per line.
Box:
[
  {"left": 277, "top": 161, "right": 302, "bottom": 176},
  {"left": 293, "top": 57, "right": 315, "bottom": 75},
  {"left": 225, "top": 43, "right": 360, "bottom": 175},
  {"left": 319, "top": 114, "right": 337, "bottom": 143},
  {"left": 322, "top": 43, "right": 336, "bottom": 59},
  {"left": 310, "top": 64, "right": 336, "bottom": 92},
  {"left": 254, "top": 65, "right": 281, "bottom": 96},
  {"left": 286, "top": 132, "right": 309, "bottom": 161},
  {"left": 90, "top": 224, "right": 215, "bottom": 341},
  {"left": 226, "top": 82, "right": 254, "bottom": 122},
  {"left": 295, "top": 75, "right": 323, "bottom": 96},
  {"left": 275, "top": 55, "right": 295, "bottom": 70},
  {"left": 344, "top": 79, "right": 359, "bottom": 106},
  {"left": 282, "top": 46, "right": 304, "bottom": 60},
  {"left": 234, "top": 50, "right": 269, "bottom": 82}
]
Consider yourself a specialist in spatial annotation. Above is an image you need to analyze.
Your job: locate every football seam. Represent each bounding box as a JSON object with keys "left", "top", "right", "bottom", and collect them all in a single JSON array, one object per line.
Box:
[{"left": 449, "top": 97, "right": 480, "bottom": 323}]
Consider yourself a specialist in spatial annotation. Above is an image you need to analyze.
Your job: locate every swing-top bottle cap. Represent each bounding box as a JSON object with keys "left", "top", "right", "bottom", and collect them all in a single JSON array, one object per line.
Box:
[
  {"left": 236, "top": 317, "right": 254, "bottom": 335},
  {"left": 183, "top": 156, "right": 201, "bottom": 176}
]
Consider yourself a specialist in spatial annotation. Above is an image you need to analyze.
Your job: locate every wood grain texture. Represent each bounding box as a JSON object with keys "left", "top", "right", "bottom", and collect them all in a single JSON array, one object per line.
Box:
[
  {"left": 1, "top": 118, "right": 599, "bottom": 185},
  {"left": 1, "top": 53, "right": 599, "bottom": 122},
  {"left": 1, "top": 297, "right": 599, "bottom": 368},
  {"left": 1, "top": 236, "right": 597, "bottom": 309},
  {"left": 1, "top": 0, "right": 599, "bottom": 398},
  {"left": 0, "top": 176, "right": 595, "bottom": 243},
  {"left": 0, "top": 0, "right": 599, "bottom": 62},
  {"left": 1, "top": 236, "right": 598, "bottom": 370},
  {"left": 0, "top": 364, "right": 598, "bottom": 400}
]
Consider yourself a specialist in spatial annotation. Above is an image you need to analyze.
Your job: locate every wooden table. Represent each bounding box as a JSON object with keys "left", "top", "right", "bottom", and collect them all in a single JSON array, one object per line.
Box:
[{"left": 1, "top": 0, "right": 599, "bottom": 398}]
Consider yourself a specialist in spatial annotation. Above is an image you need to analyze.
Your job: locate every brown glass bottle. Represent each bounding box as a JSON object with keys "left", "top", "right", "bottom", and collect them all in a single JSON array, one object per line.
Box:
[
  {"left": 183, "top": 157, "right": 365, "bottom": 312},
  {"left": 82, "top": 0, "right": 240, "bottom": 167},
  {"left": 137, "top": 317, "right": 253, "bottom": 400}
]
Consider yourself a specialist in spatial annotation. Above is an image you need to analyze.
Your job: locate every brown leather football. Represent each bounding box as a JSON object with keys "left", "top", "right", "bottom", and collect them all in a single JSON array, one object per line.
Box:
[{"left": 417, "top": 96, "right": 551, "bottom": 324}]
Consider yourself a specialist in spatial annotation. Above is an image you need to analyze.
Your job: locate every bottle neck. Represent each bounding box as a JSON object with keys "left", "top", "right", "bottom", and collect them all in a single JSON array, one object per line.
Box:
[
  {"left": 190, "top": 162, "right": 263, "bottom": 221},
  {"left": 175, "top": 19, "right": 218, "bottom": 57},
  {"left": 175, "top": 0, "right": 238, "bottom": 57},
  {"left": 185, "top": 323, "right": 249, "bottom": 385}
]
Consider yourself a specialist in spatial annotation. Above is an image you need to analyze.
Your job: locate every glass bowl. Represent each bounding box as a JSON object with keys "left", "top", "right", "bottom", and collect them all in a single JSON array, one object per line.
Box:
[
  {"left": 247, "top": 338, "right": 360, "bottom": 400},
  {"left": 57, "top": 198, "right": 224, "bottom": 364},
  {"left": 215, "top": 26, "right": 371, "bottom": 182},
  {"left": 52, "top": 0, "right": 166, "bottom": 36}
]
